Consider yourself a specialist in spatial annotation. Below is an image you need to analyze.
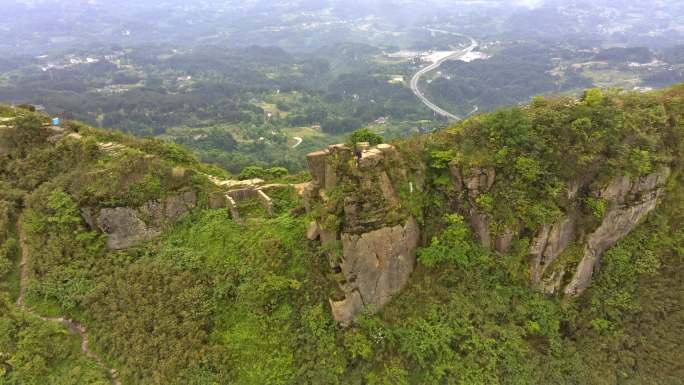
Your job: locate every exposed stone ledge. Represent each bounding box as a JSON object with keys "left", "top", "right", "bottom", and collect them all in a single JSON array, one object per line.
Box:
[
  {"left": 564, "top": 167, "right": 670, "bottom": 296},
  {"left": 530, "top": 215, "right": 576, "bottom": 285}
]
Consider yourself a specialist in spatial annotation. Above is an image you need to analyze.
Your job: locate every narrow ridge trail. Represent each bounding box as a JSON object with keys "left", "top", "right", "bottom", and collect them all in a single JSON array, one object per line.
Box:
[{"left": 16, "top": 216, "right": 122, "bottom": 385}]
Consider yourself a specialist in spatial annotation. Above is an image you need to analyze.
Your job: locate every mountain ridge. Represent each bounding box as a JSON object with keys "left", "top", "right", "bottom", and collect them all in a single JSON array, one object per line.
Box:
[{"left": 0, "top": 84, "right": 682, "bottom": 384}]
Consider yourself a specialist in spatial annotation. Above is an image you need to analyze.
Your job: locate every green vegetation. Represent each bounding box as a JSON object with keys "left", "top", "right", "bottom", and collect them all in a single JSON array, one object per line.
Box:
[
  {"left": 0, "top": 82, "right": 683, "bottom": 384},
  {"left": 347, "top": 129, "right": 384, "bottom": 146},
  {"left": 425, "top": 43, "right": 594, "bottom": 116},
  {"left": 238, "top": 165, "right": 288, "bottom": 181},
  {"left": 429, "top": 86, "right": 678, "bottom": 230},
  {"left": 0, "top": 296, "right": 111, "bottom": 385}
]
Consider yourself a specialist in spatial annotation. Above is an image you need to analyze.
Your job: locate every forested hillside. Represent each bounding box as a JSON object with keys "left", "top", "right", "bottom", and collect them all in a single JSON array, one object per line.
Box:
[{"left": 0, "top": 84, "right": 682, "bottom": 384}]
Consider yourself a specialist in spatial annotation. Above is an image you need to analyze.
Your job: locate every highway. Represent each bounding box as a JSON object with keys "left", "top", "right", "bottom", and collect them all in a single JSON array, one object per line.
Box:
[{"left": 409, "top": 37, "right": 477, "bottom": 121}]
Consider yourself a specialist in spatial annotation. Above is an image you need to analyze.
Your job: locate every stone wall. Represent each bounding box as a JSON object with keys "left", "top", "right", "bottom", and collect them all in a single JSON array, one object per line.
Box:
[{"left": 227, "top": 187, "right": 274, "bottom": 217}]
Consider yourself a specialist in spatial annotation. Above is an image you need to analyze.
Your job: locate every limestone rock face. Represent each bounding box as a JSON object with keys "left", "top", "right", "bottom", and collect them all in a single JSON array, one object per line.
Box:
[
  {"left": 530, "top": 216, "right": 576, "bottom": 284},
  {"left": 451, "top": 165, "right": 499, "bottom": 250},
  {"left": 306, "top": 221, "right": 321, "bottom": 241},
  {"left": 452, "top": 166, "right": 495, "bottom": 198},
  {"left": 452, "top": 159, "right": 671, "bottom": 297},
  {"left": 307, "top": 150, "right": 330, "bottom": 186},
  {"left": 91, "top": 191, "right": 197, "bottom": 250},
  {"left": 165, "top": 191, "right": 197, "bottom": 219},
  {"left": 470, "top": 211, "right": 492, "bottom": 249},
  {"left": 329, "top": 291, "right": 364, "bottom": 326},
  {"left": 564, "top": 167, "right": 670, "bottom": 296},
  {"left": 305, "top": 143, "right": 420, "bottom": 325},
  {"left": 209, "top": 192, "right": 227, "bottom": 209},
  {"left": 524, "top": 168, "right": 671, "bottom": 296},
  {"left": 97, "top": 207, "right": 161, "bottom": 250},
  {"left": 334, "top": 218, "right": 419, "bottom": 326},
  {"left": 495, "top": 227, "right": 516, "bottom": 254}
]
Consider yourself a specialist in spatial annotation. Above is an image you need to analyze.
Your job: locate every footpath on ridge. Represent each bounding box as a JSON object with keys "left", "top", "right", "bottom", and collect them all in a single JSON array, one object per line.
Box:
[{"left": 16, "top": 216, "right": 122, "bottom": 385}]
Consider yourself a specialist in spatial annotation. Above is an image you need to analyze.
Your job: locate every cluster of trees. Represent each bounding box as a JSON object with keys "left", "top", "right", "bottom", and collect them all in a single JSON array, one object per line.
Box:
[
  {"left": 594, "top": 46, "right": 654, "bottom": 63},
  {"left": 347, "top": 128, "right": 384, "bottom": 146},
  {"left": 0, "top": 296, "right": 111, "bottom": 385},
  {"left": 428, "top": 86, "right": 678, "bottom": 231},
  {"left": 426, "top": 43, "right": 593, "bottom": 116},
  {"left": 237, "top": 165, "right": 288, "bottom": 180}
]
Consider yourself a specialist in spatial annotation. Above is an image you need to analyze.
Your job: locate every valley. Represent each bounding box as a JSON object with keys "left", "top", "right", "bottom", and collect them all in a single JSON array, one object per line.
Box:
[{"left": 2, "top": 34, "right": 683, "bottom": 178}]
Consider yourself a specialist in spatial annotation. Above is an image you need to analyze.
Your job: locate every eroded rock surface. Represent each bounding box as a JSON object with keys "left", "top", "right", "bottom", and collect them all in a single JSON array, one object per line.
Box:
[
  {"left": 89, "top": 191, "right": 198, "bottom": 250},
  {"left": 306, "top": 143, "right": 420, "bottom": 325},
  {"left": 97, "top": 207, "right": 161, "bottom": 250},
  {"left": 334, "top": 218, "right": 419, "bottom": 326},
  {"left": 530, "top": 216, "right": 576, "bottom": 284},
  {"left": 564, "top": 167, "right": 670, "bottom": 296},
  {"left": 452, "top": 161, "right": 671, "bottom": 297}
]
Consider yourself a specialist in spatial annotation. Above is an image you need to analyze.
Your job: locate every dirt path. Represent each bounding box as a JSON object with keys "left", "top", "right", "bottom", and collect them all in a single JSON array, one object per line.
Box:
[
  {"left": 16, "top": 218, "right": 28, "bottom": 308},
  {"left": 16, "top": 217, "right": 122, "bottom": 385}
]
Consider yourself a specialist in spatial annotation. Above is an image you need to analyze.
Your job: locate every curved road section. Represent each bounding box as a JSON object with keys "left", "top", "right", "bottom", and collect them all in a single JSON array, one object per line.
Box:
[{"left": 410, "top": 37, "right": 478, "bottom": 121}]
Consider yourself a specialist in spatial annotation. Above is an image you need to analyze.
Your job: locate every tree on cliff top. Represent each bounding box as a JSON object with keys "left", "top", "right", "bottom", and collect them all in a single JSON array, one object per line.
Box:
[{"left": 348, "top": 128, "right": 383, "bottom": 146}]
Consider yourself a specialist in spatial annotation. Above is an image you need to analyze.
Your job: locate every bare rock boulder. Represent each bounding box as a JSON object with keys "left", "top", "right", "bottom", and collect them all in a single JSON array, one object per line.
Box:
[
  {"left": 97, "top": 207, "right": 161, "bottom": 250},
  {"left": 92, "top": 191, "right": 198, "bottom": 250},
  {"left": 306, "top": 221, "right": 321, "bottom": 241}
]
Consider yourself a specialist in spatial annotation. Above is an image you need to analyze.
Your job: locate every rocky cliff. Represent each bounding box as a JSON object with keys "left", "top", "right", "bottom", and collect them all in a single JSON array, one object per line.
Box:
[
  {"left": 307, "top": 135, "right": 674, "bottom": 325},
  {"left": 564, "top": 167, "right": 671, "bottom": 295},
  {"left": 305, "top": 143, "right": 420, "bottom": 326},
  {"left": 452, "top": 162, "right": 671, "bottom": 296},
  {"left": 312, "top": 133, "right": 680, "bottom": 327}
]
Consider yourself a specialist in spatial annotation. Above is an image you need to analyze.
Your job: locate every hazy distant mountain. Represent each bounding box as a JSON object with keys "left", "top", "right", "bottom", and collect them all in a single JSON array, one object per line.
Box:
[
  {"left": 506, "top": 0, "right": 684, "bottom": 46},
  {"left": 0, "top": 0, "right": 531, "bottom": 54},
  {"left": 1, "top": 0, "right": 683, "bottom": 54}
]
